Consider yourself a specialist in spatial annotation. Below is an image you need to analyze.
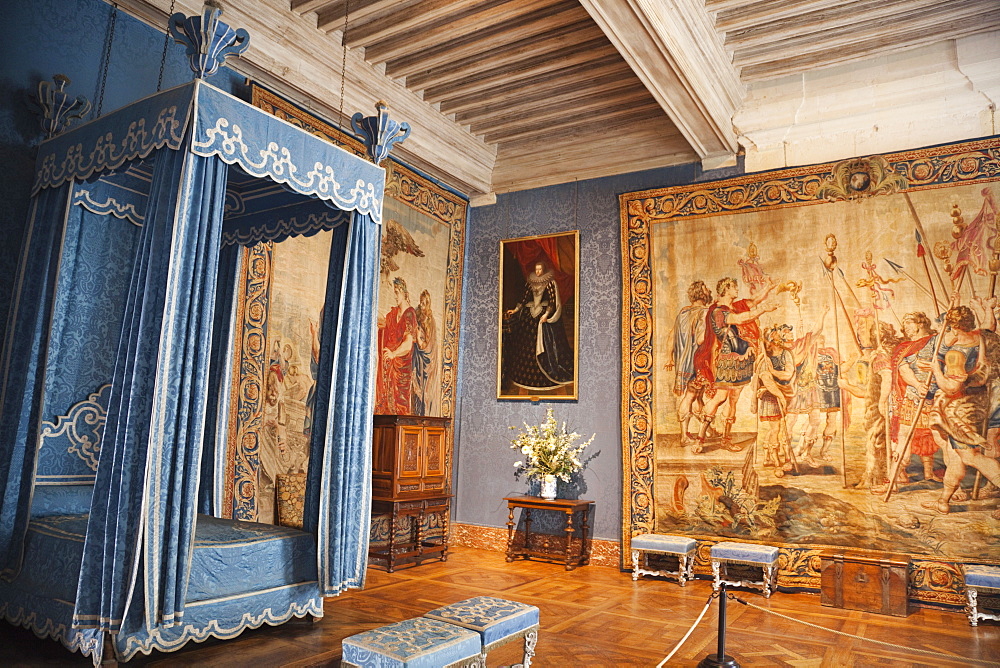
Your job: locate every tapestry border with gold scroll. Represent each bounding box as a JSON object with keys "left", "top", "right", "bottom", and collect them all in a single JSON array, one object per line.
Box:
[{"left": 619, "top": 137, "right": 1000, "bottom": 603}]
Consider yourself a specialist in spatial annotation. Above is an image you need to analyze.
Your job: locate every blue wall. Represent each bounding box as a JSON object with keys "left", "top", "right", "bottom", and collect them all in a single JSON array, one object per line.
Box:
[
  {"left": 455, "top": 161, "right": 743, "bottom": 540},
  {"left": 0, "top": 0, "right": 243, "bottom": 346}
]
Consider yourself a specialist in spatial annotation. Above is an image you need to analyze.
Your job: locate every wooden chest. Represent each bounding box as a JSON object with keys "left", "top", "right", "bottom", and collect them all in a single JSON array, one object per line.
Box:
[{"left": 820, "top": 550, "right": 910, "bottom": 617}]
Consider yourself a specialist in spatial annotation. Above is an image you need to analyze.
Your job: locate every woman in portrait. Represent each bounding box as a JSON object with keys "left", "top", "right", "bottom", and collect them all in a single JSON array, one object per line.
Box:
[{"left": 502, "top": 259, "right": 573, "bottom": 391}]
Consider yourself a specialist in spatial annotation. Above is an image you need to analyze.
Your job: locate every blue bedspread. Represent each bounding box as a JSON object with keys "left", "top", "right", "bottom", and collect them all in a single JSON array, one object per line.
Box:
[{"left": 1, "top": 512, "right": 321, "bottom": 664}]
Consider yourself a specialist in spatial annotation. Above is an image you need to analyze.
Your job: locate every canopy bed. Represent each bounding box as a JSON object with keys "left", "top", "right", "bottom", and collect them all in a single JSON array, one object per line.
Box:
[{"left": 0, "top": 74, "right": 390, "bottom": 664}]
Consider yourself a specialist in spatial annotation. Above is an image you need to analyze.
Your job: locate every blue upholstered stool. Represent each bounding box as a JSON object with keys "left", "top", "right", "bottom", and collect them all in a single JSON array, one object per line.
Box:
[
  {"left": 341, "top": 617, "right": 484, "bottom": 668},
  {"left": 630, "top": 534, "right": 697, "bottom": 586},
  {"left": 710, "top": 541, "right": 780, "bottom": 598},
  {"left": 963, "top": 564, "right": 1000, "bottom": 626},
  {"left": 424, "top": 596, "right": 540, "bottom": 667}
]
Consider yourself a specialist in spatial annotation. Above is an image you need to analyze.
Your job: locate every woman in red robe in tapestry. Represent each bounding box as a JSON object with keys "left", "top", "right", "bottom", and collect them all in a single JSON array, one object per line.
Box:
[{"left": 376, "top": 277, "right": 418, "bottom": 414}]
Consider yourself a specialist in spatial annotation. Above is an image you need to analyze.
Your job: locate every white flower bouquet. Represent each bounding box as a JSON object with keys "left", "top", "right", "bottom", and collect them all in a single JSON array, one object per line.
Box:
[{"left": 510, "top": 408, "right": 594, "bottom": 482}]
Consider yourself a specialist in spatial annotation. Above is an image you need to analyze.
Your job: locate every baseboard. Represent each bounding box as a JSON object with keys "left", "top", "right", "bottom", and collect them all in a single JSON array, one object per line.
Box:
[{"left": 449, "top": 522, "right": 621, "bottom": 568}]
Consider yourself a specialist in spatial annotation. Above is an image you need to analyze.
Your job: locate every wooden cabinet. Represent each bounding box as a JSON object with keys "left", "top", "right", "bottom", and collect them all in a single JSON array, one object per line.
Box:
[
  {"left": 372, "top": 415, "right": 449, "bottom": 500},
  {"left": 820, "top": 550, "right": 910, "bottom": 617},
  {"left": 369, "top": 415, "right": 452, "bottom": 572}
]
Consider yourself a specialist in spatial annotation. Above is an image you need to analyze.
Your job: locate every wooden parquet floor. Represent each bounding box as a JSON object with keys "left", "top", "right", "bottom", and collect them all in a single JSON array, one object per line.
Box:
[{"left": 1, "top": 545, "right": 998, "bottom": 666}]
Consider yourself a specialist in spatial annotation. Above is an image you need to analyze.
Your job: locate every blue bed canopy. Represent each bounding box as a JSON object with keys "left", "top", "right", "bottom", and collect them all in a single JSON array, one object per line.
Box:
[{"left": 0, "top": 4, "right": 407, "bottom": 663}]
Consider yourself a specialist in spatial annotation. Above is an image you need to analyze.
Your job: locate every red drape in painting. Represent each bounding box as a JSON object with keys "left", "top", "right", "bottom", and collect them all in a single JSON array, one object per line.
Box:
[{"left": 510, "top": 238, "right": 574, "bottom": 304}]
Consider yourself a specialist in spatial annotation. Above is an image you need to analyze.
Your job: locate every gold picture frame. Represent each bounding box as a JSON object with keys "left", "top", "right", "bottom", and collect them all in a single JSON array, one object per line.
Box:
[{"left": 498, "top": 230, "right": 580, "bottom": 401}]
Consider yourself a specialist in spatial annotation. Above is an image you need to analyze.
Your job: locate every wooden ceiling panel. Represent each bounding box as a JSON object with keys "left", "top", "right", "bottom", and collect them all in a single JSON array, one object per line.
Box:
[
  {"left": 404, "top": 22, "right": 606, "bottom": 90},
  {"left": 382, "top": 5, "right": 592, "bottom": 78},
  {"left": 361, "top": 0, "right": 577, "bottom": 64},
  {"left": 313, "top": 0, "right": 403, "bottom": 31},
  {"left": 280, "top": 0, "right": 1000, "bottom": 194},
  {"left": 484, "top": 104, "right": 663, "bottom": 143},
  {"left": 453, "top": 77, "right": 643, "bottom": 127},
  {"left": 422, "top": 46, "right": 621, "bottom": 103},
  {"left": 733, "top": 10, "right": 1000, "bottom": 72},
  {"left": 441, "top": 60, "right": 635, "bottom": 115},
  {"left": 343, "top": 0, "right": 494, "bottom": 46}
]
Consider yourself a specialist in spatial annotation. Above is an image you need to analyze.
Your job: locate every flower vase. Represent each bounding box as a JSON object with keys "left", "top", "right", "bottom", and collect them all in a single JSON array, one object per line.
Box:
[{"left": 540, "top": 474, "right": 557, "bottom": 500}]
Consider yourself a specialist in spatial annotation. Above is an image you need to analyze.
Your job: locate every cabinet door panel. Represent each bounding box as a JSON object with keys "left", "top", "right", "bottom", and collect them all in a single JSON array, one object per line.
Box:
[
  {"left": 398, "top": 427, "right": 423, "bottom": 479},
  {"left": 424, "top": 428, "right": 446, "bottom": 477}
]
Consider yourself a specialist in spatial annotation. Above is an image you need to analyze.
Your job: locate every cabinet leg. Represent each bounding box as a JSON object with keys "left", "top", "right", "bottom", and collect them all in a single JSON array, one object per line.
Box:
[
  {"left": 387, "top": 506, "right": 399, "bottom": 573},
  {"left": 579, "top": 508, "right": 591, "bottom": 565}
]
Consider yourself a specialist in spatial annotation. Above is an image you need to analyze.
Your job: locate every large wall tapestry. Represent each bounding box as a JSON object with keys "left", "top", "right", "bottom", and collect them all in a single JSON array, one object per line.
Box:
[
  {"left": 621, "top": 137, "right": 1000, "bottom": 605},
  {"left": 251, "top": 84, "right": 466, "bottom": 419}
]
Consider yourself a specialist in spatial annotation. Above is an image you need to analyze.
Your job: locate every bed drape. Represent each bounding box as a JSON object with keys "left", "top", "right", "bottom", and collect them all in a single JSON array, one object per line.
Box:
[
  {"left": 0, "top": 79, "right": 387, "bottom": 653},
  {"left": 0, "top": 183, "right": 73, "bottom": 579}
]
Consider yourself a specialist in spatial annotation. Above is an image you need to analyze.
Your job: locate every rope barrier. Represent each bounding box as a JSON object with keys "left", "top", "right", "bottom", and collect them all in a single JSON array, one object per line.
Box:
[
  {"left": 732, "top": 594, "right": 1000, "bottom": 667},
  {"left": 653, "top": 591, "right": 1000, "bottom": 667},
  {"left": 655, "top": 592, "right": 716, "bottom": 668}
]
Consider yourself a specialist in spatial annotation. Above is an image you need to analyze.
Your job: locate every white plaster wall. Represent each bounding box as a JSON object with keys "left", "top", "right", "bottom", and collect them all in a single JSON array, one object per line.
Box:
[{"left": 734, "top": 31, "right": 999, "bottom": 172}]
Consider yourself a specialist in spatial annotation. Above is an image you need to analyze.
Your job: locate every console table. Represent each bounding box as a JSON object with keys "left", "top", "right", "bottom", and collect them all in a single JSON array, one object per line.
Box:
[{"left": 503, "top": 496, "right": 594, "bottom": 570}]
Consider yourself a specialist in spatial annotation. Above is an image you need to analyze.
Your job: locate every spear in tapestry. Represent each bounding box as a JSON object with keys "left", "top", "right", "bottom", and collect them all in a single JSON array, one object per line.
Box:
[
  {"left": 882, "top": 258, "right": 946, "bottom": 314},
  {"left": 904, "top": 191, "right": 950, "bottom": 300},
  {"left": 821, "top": 234, "right": 850, "bottom": 488}
]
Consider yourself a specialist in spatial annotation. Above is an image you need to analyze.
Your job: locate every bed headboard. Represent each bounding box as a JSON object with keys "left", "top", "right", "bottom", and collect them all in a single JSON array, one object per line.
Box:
[{"left": 31, "top": 383, "right": 110, "bottom": 515}]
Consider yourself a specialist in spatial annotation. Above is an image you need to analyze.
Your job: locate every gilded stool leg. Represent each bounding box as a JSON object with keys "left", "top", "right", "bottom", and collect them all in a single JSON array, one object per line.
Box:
[
  {"left": 678, "top": 554, "right": 688, "bottom": 586},
  {"left": 762, "top": 563, "right": 775, "bottom": 598},
  {"left": 522, "top": 628, "right": 538, "bottom": 667},
  {"left": 632, "top": 549, "right": 641, "bottom": 581},
  {"left": 711, "top": 559, "right": 721, "bottom": 591},
  {"left": 686, "top": 551, "right": 696, "bottom": 582},
  {"left": 967, "top": 588, "right": 979, "bottom": 626}
]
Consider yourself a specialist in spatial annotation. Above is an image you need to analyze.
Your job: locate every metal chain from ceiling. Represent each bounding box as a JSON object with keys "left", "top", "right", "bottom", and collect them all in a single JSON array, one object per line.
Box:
[
  {"left": 157, "top": 0, "right": 178, "bottom": 91},
  {"left": 95, "top": 2, "right": 119, "bottom": 117}
]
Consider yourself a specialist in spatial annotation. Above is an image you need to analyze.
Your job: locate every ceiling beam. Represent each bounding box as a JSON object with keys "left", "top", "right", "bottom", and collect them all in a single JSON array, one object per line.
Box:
[
  {"left": 421, "top": 42, "right": 619, "bottom": 102},
  {"left": 344, "top": 0, "right": 495, "bottom": 47},
  {"left": 482, "top": 101, "right": 662, "bottom": 143},
  {"left": 497, "top": 111, "right": 681, "bottom": 153},
  {"left": 453, "top": 71, "right": 643, "bottom": 122},
  {"left": 471, "top": 90, "right": 658, "bottom": 136},
  {"left": 383, "top": 6, "right": 592, "bottom": 79},
  {"left": 405, "top": 22, "right": 606, "bottom": 91},
  {"left": 726, "top": 0, "right": 990, "bottom": 53},
  {"left": 733, "top": 6, "right": 1000, "bottom": 69},
  {"left": 740, "top": 15, "right": 1000, "bottom": 81},
  {"left": 290, "top": 0, "right": 337, "bottom": 15},
  {"left": 440, "top": 60, "right": 635, "bottom": 115},
  {"left": 714, "top": 0, "right": 842, "bottom": 32},
  {"left": 578, "top": 0, "right": 744, "bottom": 161},
  {"left": 362, "top": 0, "right": 572, "bottom": 64},
  {"left": 314, "top": 0, "right": 401, "bottom": 31}
]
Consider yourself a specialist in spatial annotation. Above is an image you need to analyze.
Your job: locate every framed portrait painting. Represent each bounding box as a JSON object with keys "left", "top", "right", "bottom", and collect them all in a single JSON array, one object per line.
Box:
[{"left": 498, "top": 231, "right": 579, "bottom": 400}]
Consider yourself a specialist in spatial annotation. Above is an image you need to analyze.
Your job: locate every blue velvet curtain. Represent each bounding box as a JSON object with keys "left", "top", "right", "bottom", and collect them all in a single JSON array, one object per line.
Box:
[
  {"left": 303, "top": 213, "right": 380, "bottom": 595},
  {"left": 0, "top": 183, "right": 73, "bottom": 579},
  {"left": 73, "top": 144, "right": 228, "bottom": 632}
]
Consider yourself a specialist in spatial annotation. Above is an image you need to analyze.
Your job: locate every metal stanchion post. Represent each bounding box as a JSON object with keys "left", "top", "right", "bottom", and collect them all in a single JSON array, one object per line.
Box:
[{"left": 698, "top": 583, "right": 739, "bottom": 668}]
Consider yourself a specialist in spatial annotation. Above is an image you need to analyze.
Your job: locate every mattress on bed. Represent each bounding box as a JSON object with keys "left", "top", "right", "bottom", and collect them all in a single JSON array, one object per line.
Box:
[
  {"left": 185, "top": 515, "right": 317, "bottom": 602},
  {"left": 13, "top": 514, "right": 317, "bottom": 605}
]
